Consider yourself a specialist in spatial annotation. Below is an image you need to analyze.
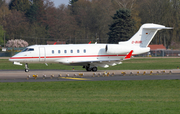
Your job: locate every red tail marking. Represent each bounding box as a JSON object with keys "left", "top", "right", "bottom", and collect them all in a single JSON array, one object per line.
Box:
[
  {"left": 125, "top": 50, "right": 133, "bottom": 59},
  {"left": 88, "top": 41, "right": 91, "bottom": 44}
]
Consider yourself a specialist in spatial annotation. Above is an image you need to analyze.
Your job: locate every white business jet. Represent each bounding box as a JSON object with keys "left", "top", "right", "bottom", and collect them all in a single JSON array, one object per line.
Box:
[{"left": 9, "top": 23, "right": 172, "bottom": 72}]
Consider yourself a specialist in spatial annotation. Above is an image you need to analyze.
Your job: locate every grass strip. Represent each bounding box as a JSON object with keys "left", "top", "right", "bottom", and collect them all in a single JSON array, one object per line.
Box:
[
  {"left": 0, "top": 80, "right": 180, "bottom": 113},
  {"left": 1, "top": 58, "right": 180, "bottom": 70}
]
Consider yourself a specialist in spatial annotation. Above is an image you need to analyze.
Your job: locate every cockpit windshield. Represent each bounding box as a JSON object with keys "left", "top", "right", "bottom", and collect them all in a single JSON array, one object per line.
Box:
[{"left": 21, "top": 48, "right": 34, "bottom": 52}]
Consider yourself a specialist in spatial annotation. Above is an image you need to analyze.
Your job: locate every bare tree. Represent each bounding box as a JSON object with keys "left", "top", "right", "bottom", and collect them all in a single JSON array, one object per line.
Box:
[
  {"left": 4, "top": 10, "right": 29, "bottom": 40},
  {"left": 114, "top": 0, "right": 137, "bottom": 10}
]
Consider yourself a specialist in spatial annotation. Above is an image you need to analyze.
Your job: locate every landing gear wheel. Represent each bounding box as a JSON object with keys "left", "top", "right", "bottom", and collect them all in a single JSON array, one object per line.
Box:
[
  {"left": 25, "top": 69, "right": 29, "bottom": 72},
  {"left": 86, "top": 67, "right": 91, "bottom": 71},
  {"left": 92, "top": 67, "right": 97, "bottom": 72}
]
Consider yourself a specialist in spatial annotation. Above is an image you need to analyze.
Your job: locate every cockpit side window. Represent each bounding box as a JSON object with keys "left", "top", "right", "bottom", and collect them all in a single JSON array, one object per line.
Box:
[
  {"left": 28, "top": 48, "right": 34, "bottom": 51},
  {"left": 21, "top": 48, "right": 34, "bottom": 52}
]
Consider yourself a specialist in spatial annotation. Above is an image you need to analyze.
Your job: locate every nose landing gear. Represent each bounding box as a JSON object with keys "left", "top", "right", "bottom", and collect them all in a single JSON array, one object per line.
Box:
[{"left": 25, "top": 63, "right": 29, "bottom": 72}]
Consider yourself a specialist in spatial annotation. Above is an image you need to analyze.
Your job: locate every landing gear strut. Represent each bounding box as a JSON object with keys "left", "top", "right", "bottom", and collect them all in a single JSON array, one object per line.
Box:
[{"left": 25, "top": 63, "right": 29, "bottom": 72}]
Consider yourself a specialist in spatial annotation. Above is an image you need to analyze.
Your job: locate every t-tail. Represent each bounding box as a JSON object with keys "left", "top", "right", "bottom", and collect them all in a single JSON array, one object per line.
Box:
[{"left": 119, "top": 23, "right": 172, "bottom": 47}]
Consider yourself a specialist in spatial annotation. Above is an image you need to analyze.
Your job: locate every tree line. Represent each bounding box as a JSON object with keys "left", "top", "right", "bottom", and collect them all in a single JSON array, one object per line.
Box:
[{"left": 0, "top": 0, "right": 179, "bottom": 49}]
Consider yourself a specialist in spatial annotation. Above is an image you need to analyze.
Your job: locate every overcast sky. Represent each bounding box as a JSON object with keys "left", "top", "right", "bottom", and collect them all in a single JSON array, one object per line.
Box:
[
  {"left": 51, "top": 0, "right": 69, "bottom": 7},
  {"left": 5, "top": 0, "right": 70, "bottom": 7}
]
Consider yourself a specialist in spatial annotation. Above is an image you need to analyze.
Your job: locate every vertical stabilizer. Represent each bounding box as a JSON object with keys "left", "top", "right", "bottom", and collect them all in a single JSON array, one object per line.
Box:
[{"left": 120, "top": 24, "right": 172, "bottom": 47}]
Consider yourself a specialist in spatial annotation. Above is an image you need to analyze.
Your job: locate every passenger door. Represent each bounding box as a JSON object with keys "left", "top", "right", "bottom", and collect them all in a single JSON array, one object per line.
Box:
[{"left": 39, "top": 47, "right": 46, "bottom": 62}]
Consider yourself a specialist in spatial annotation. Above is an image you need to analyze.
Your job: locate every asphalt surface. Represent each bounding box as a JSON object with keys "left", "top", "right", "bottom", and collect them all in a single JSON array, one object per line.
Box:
[{"left": 0, "top": 69, "right": 180, "bottom": 82}]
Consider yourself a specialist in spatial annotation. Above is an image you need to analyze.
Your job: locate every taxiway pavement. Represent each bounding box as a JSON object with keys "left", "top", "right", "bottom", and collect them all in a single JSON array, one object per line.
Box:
[{"left": 0, "top": 69, "right": 180, "bottom": 82}]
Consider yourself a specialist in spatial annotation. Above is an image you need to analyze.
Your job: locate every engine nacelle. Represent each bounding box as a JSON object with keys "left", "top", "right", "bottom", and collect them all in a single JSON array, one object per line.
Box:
[
  {"left": 105, "top": 44, "right": 150, "bottom": 55},
  {"left": 105, "top": 44, "right": 131, "bottom": 54},
  {"left": 133, "top": 47, "right": 150, "bottom": 55}
]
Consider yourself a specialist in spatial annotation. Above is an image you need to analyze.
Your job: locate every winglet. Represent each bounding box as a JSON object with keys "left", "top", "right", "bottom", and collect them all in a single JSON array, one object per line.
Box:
[
  {"left": 54, "top": 42, "right": 57, "bottom": 45},
  {"left": 124, "top": 50, "right": 133, "bottom": 60},
  {"left": 88, "top": 41, "right": 91, "bottom": 44}
]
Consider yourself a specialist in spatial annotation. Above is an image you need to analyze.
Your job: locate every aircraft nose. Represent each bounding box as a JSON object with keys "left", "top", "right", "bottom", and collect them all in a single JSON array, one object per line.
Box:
[
  {"left": 9, "top": 56, "right": 14, "bottom": 62},
  {"left": 9, "top": 55, "right": 18, "bottom": 62}
]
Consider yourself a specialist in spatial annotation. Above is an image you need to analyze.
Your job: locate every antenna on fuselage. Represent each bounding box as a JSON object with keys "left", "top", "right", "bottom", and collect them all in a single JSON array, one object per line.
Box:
[{"left": 96, "top": 33, "right": 99, "bottom": 43}]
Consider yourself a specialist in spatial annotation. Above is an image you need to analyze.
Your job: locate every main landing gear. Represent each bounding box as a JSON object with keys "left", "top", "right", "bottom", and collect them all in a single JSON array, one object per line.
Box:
[
  {"left": 84, "top": 65, "right": 97, "bottom": 72},
  {"left": 91, "top": 67, "right": 97, "bottom": 72},
  {"left": 25, "top": 63, "right": 29, "bottom": 72}
]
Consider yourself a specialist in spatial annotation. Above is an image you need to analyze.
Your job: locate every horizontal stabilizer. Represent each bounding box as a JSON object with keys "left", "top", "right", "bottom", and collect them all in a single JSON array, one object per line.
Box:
[{"left": 143, "top": 27, "right": 173, "bottom": 30}]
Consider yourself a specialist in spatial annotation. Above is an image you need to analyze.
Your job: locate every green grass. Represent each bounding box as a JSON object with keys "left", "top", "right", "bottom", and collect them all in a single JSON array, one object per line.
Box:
[
  {"left": 1, "top": 58, "right": 180, "bottom": 113},
  {"left": 0, "top": 80, "right": 180, "bottom": 114},
  {"left": 106, "top": 58, "right": 180, "bottom": 70},
  {"left": 1, "top": 58, "right": 180, "bottom": 70}
]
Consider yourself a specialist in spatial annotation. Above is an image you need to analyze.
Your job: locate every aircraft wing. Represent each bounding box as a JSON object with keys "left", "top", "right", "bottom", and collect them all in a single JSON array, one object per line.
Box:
[
  {"left": 57, "top": 59, "right": 122, "bottom": 68},
  {"left": 56, "top": 50, "right": 133, "bottom": 68}
]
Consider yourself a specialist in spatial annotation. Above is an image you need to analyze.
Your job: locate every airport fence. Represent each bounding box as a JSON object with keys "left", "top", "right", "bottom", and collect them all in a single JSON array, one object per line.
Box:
[
  {"left": 0, "top": 47, "right": 25, "bottom": 57},
  {"left": 136, "top": 50, "right": 180, "bottom": 57},
  {"left": 0, "top": 47, "right": 180, "bottom": 57}
]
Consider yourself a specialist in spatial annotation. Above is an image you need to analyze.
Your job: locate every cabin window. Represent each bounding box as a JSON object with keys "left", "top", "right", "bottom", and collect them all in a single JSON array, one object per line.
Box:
[
  {"left": 71, "top": 50, "right": 73, "bottom": 53},
  {"left": 58, "top": 50, "right": 60, "bottom": 54},
  {"left": 64, "top": 50, "right": 67, "bottom": 53},
  {"left": 84, "top": 49, "right": 86, "bottom": 53},
  {"left": 52, "top": 50, "right": 54, "bottom": 54},
  {"left": 77, "top": 49, "right": 79, "bottom": 53}
]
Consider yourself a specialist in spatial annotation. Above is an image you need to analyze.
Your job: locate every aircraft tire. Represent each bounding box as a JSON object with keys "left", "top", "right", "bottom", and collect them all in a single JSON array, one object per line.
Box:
[
  {"left": 92, "top": 67, "right": 97, "bottom": 72},
  {"left": 86, "top": 67, "right": 91, "bottom": 71},
  {"left": 25, "top": 69, "right": 29, "bottom": 72}
]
